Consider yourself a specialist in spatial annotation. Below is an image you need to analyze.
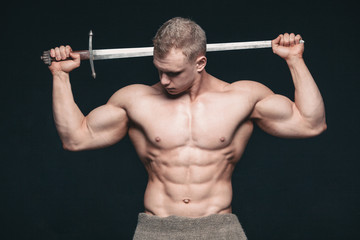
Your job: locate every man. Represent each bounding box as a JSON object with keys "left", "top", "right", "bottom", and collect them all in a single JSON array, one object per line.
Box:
[{"left": 48, "top": 17, "right": 326, "bottom": 239}]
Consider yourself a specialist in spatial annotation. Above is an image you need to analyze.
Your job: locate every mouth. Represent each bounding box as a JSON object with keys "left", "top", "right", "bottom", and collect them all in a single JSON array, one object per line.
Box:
[{"left": 164, "top": 87, "right": 179, "bottom": 95}]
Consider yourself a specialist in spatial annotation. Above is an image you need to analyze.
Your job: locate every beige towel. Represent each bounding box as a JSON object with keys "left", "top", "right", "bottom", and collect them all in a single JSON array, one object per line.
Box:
[{"left": 133, "top": 213, "right": 247, "bottom": 240}]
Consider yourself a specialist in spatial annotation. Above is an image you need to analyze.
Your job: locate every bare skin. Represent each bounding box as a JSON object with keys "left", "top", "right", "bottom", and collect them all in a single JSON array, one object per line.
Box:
[{"left": 49, "top": 33, "right": 326, "bottom": 218}]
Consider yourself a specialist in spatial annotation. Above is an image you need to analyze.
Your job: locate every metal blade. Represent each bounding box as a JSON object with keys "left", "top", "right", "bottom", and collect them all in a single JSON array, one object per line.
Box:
[
  {"left": 92, "top": 40, "right": 304, "bottom": 60},
  {"left": 93, "top": 47, "right": 154, "bottom": 60},
  {"left": 207, "top": 40, "right": 273, "bottom": 52}
]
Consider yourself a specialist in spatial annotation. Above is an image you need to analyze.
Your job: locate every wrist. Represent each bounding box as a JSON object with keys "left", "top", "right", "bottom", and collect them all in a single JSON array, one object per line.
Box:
[
  {"left": 52, "top": 70, "right": 69, "bottom": 79},
  {"left": 286, "top": 56, "right": 304, "bottom": 66}
]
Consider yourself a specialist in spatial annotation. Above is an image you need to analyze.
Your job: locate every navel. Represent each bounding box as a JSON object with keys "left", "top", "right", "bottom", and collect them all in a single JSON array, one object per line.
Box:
[
  {"left": 183, "top": 199, "right": 191, "bottom": 204},
  {"left": 220, "top": 137, "right": 225, "bottom": 142},
  {"left": 155, "top": 137, "right": 161, "bottom": 142}
]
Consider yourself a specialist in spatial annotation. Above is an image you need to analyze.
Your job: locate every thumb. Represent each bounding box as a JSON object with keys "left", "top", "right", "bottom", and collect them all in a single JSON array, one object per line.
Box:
[
  {"left": 271, "top": 35, "right": 282, "bottom": 54},
  {"left": 69, "top": 51, "right": 81, "bottom": 63},
  {"left": 272, "top": 35, "right": 281, "bottom": 46}
]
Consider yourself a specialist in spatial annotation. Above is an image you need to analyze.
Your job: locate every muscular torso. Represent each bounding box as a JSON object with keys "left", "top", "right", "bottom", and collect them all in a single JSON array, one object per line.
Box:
[{"left": 122, "top": 78, "right": 257, "bottom": 217}]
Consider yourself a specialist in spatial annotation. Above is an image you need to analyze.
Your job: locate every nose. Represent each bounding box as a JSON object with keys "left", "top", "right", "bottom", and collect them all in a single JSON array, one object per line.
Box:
[{"left": 160, "top": 73, "right": 171, "bottom": 86}]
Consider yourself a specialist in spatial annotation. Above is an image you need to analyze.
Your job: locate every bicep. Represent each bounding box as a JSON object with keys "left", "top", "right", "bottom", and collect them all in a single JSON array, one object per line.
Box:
[
  {"left": 64, "top": 84, "right": 147, "bottom": 151},
  {"left": 251, "top": 94, "right": 314, "bottom": 138},
  {"left": 76, "top": 104, "right": 129, "bottom": 150}
]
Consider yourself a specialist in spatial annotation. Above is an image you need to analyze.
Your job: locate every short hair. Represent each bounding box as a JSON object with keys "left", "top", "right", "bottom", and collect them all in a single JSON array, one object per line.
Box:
[{"left": 153, "top": 17, "right": 207, "bottom": 61}]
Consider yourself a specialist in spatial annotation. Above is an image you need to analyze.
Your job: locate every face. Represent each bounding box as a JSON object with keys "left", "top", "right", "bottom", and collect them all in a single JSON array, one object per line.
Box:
[{"left": 153, "top": 48, "right": 202, "bottom": 95}]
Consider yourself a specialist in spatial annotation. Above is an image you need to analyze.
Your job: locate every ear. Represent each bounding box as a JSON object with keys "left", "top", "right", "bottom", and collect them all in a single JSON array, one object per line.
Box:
[{"left": 195, "top": 56, "right": 207, "bottom": 72}]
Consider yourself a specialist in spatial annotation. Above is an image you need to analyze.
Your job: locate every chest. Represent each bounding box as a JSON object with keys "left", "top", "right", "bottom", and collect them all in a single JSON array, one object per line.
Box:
[{"left": 128, "top": 94, "right": 252, "bottom": 149}]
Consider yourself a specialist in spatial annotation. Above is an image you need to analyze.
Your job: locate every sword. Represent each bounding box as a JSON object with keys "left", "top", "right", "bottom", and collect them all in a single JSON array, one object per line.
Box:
[{"left": 41, "top": 30, "right": 304, "bottom": 79}]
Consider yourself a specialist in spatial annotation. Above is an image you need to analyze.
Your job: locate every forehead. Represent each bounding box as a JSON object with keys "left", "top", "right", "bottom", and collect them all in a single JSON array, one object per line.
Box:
[{"left": 153, "top": 48, "right": 190, "bottom": 72}]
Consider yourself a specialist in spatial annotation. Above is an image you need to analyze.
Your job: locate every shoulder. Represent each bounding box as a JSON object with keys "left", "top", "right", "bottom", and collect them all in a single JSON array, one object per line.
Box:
[
  {"left": 107, "top": 84, "right": 160, "bottom": 107},
  {"left": 113, "top": 84, "right": 157, "bottom": 95},
  {"left": 226, "top": 80, "right": 272, "bottom": 92},
  {"left": 224, "top": 80, "right": 274, "bottom": 101}
]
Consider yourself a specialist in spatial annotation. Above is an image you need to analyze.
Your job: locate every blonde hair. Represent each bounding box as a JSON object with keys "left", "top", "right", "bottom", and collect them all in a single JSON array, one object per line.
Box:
[{"left": 153, "top": 17, "right": 207, "bottom": 61}]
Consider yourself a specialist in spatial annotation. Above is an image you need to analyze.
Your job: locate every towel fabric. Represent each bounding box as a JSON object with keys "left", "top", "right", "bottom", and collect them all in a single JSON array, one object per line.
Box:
[{"left": 133, "top": 213, "right": 247, "bottom": 240}]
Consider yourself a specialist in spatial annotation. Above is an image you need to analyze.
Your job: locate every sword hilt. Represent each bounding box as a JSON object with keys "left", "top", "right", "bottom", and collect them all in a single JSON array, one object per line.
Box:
[
  {"left": 40, "top": 30, "right": 96, "bottom": 79},
  {"left": 40, "top": 50, "right": 90, "bottom": 65}
]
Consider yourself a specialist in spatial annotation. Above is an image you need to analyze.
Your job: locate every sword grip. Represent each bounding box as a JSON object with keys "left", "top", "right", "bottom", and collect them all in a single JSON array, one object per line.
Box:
[{"left": 40, "top": 50, "right": 90, "bottom": 65}]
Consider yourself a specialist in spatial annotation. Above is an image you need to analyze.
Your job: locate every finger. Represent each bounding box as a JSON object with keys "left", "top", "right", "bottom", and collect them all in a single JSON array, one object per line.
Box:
[
  {"left": 289, "top": 33, "right": 295, "bottom": 46},
  {"left": 295, "top": 34, "right": 302, "bottom": 44},
  {"left": 65, "top": 45, "right": 71, "bottom": 57},
  {"left": 54, "top": 47, "right": 61, "bottom": 61},
  {"left": 283, "top": 33, "right": 290, "bottom": 47},
  {"left": 59, "top": 45, "right": 67, "bottom": 60},
  {"left": 279, "top": 34, "right": 284, "bottom": 46},
  {"left": 50, "top": 48, "right": 55, "bottom": 58}
]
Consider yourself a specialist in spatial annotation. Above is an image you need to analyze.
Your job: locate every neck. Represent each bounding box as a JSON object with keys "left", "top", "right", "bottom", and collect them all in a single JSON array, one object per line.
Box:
[
  {"left": 161, "top": 70, "right": 215, "bottom": 101},
  {"left": 187, "top": 70, "right": 211, "bottom": 101}
]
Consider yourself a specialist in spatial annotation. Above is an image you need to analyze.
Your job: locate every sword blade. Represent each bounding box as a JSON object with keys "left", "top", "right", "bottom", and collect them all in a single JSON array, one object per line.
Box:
[
  {"left": 207, "top": 40, "right": 273, "bottom": 52},
  {"left": 92, "top": 40, "right": 282, "bottom": 60},
  {"left": 93, "top": 47, "right": 153, "bottom": 60}
]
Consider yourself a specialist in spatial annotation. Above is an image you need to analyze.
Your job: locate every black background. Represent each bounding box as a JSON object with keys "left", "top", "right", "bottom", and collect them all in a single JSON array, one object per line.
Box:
[{"left": 2, "top": 0, "right": 359, "bottom": 239}]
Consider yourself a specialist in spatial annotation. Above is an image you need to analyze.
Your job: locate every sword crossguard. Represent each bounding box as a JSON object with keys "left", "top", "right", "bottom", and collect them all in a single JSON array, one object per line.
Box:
[{"left": 89, "top": 30, "right": 96, "bottom": 79}]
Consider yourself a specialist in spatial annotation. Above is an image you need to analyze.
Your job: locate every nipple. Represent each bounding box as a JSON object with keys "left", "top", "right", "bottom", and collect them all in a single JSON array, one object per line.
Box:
[
  {"left": 183, "top": 199, "right": 190, "bottom": 204},
  {"left": 220, "top": 137, "right": 225, "bottom": 142},
  {"left": 155, "top": 137, "right": 161, "bottom": 142}
]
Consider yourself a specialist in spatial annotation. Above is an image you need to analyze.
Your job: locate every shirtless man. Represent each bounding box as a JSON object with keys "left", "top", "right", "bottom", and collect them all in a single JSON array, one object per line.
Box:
[{"left": 49, "top": 17, "right": 326, "bottom": 239}]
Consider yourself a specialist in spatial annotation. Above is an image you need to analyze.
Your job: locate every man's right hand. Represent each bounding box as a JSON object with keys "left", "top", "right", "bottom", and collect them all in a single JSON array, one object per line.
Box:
[{"left": 49, "top": 45, "right": 80, "bottom": 75}]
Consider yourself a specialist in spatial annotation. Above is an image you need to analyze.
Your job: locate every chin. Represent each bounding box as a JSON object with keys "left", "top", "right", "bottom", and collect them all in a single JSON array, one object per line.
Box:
[
  {"left": 167, "top": 90, "right": 179, "bottom": 95},
  {"left": 165, "top": 87, "right": 176, "bottom": 93},
  {"left": 166, "top": 88, "right": 183, "bottom": 96}
]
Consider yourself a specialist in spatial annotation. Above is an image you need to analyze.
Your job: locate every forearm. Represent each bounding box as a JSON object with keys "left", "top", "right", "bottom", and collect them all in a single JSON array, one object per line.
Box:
[
  {"left": 287, "top": 57, "right": 326, "bottom": 128},
  {"left": 52, "top": 71, "right": 87, "bottom": 147}
]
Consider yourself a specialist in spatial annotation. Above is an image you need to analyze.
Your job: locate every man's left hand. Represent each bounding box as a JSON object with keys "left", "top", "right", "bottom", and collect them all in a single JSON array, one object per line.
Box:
[{"left": 272, "top": 33, "right": 304, "bottom": 62}]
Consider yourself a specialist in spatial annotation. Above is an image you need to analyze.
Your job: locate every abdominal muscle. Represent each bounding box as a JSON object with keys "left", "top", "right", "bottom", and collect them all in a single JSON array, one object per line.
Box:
[{"left": 142, "top": 145, "right": 237, "bottom": 218}]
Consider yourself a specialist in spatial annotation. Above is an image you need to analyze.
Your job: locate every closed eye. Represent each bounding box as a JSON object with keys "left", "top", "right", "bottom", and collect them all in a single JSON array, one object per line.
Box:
[{"left": 167, "top": 71, "right": 181, "bottom": 77}]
